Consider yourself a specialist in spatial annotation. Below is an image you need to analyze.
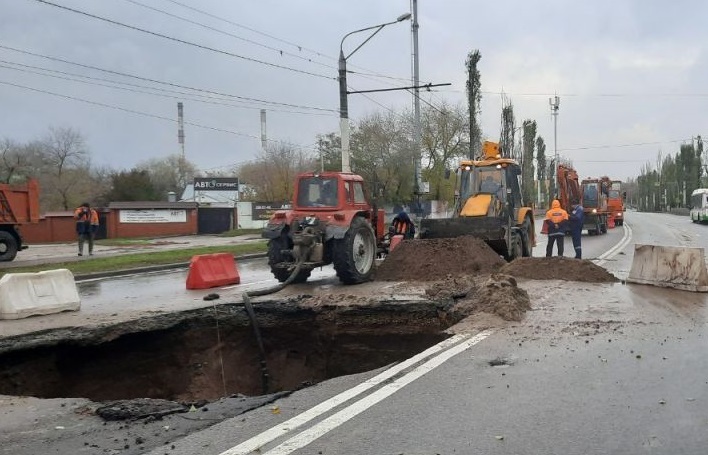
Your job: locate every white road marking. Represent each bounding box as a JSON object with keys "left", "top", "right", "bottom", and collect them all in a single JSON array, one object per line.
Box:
[
  {"left": 594, "top": 223, "right": 633, "bottom": 266},
  {"left": 262, "top": 330, "right": 493, "bottom": 455},
  {"left": 219, "top": 333, "right": 481, "bottom": 455}
]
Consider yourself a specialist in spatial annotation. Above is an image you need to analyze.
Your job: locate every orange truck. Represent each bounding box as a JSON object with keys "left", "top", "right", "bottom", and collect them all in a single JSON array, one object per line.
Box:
[
  {"left": 552, "top": 165, "right": 611, "bottom": 235},
  {"left": 607, "top": 180, "right": 625, "bottom": 226},
  {"left": 0, "top": 179, "right": 40, "bottom": 261}
]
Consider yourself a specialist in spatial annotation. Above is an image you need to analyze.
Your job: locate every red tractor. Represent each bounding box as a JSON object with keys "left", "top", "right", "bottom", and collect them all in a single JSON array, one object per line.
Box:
[{"left": 262, "top": 171, "right": 387, "bottom": 284}]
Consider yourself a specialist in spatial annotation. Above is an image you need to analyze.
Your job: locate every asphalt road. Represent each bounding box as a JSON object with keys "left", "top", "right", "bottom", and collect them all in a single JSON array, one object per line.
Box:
[
  {"left": 140, "top": 211, "right": 708, "bottom": 455},
  {"left": 4, "top": 211, "right": 708, "bottom": 455}
]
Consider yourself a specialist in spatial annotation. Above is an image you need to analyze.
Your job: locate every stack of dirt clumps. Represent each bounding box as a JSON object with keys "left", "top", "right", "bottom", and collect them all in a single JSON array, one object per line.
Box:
[
  {"left": 375, "top": 236, "right": 506, "bottom": 281},
  {"left": 450, "top": 274, "right": 531, "bottom": 322},
  {"left": 500, "top": 257, "right": 618, "bottom": 283}
]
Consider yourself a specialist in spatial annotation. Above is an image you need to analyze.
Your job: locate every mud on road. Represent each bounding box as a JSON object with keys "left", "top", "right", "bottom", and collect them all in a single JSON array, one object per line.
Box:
[{"left": 0, "top": 236, "right": 621, "bottom": 455}]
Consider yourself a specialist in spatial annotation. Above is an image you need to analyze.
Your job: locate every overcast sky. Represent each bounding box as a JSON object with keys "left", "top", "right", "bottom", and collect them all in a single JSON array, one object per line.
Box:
[{"left": 1, "top": 0, "right": 706, "bottom": 181}]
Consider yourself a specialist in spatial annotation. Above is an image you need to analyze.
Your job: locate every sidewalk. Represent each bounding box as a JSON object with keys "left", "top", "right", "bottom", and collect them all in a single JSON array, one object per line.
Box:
[{"left": 0, "top": 234, "right": 265, "bottom": 269}]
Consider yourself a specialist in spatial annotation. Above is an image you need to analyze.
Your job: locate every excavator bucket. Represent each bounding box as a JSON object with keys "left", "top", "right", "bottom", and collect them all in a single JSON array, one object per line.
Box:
[
  {"left": 627, "top": 244, "right": 708, "bottom": 292},
  {"left": 420, "top": 217, "right": 505, "bottom": 241},
  {"left": 419, "top": 217, "right": 509, "bottom": 257}
]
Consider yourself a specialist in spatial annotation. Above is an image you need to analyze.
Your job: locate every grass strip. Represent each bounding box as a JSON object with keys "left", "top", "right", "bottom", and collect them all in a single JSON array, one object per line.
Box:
[{"left": 1, "top": 242, "right": 267, "bottom": 278}]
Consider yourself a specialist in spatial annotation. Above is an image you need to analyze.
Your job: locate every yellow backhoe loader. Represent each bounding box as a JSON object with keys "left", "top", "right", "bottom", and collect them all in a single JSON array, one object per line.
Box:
[{"left": 419, "top": 141, "right": 535, "bottom": 260}]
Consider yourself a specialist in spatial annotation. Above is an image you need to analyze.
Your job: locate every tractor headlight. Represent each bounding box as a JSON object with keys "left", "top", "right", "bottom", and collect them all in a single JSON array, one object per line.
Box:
[
  {"left": 617, "top": 212, "right": 622, "bottom": 217},
  {"left": 592, "top": 208, "right": 597, "bottom": 214}
]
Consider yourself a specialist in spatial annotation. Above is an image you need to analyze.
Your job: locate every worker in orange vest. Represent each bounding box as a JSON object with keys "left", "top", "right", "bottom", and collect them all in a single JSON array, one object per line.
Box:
[
  {"left": 74, "top": 202, "right": 99, "bottom": 256},
  {"left": 390, "top": 211, "right": 415, "bottom": 239},
  {"left": 545, "top": 199, "right": 569, "bottom": 257}
]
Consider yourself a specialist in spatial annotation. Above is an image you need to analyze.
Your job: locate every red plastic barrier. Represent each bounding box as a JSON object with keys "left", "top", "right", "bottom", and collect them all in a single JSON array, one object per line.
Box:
[{"left": 186, "top": 253, "right": 240, "bottom": 290}]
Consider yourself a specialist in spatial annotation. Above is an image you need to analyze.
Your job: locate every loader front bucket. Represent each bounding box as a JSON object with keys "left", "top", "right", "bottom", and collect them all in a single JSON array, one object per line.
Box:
[
  {"left": 420, "top": 217, "right": 505, "bottom": 241},
  {"left": 627, "top": 244, "right": 708, "bottom": 292},
  {"left": 419, "top": 217, "right": 508, "bottom": 257}
]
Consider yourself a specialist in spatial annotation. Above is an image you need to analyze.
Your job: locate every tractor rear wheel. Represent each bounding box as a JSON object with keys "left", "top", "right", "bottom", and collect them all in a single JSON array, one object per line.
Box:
[
  {"left": 333, "top": 217, "right": 376, "bottom": 284},
  {"left": 267, "top": 234, "right": 311, "bottom": 283},
  {"left": 0, "top": 231, "right": 18, "bottom": 262}
]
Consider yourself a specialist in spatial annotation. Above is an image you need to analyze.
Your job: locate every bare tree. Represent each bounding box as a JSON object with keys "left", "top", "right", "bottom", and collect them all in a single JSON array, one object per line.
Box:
[
  {"left": 42, "top": 126, "right": 88, "bottom": 178},
  {"left": 351, "top": 111, "right": 415, "bottom": 204},
  {"left": 0, "top": 138, "right": 39, "bottom": 183},
  {"left": 39, "top": 127, "right": 92, "bottom": 210},
  {"left": 238, "top": 144, "right": 315, "bottom": 202},
  {"left": 138, "top": 154, "right": 198, "bottom": 199},
  {"left": 419, "top": 102, "right": 469, "bottom": 200}
]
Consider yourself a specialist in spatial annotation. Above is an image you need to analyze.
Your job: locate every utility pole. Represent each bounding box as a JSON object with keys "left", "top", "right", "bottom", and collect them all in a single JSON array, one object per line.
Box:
[
  {"left": 412, "top": 0, "right": 423, "bottom": 218},
  {"left": 338, "top": 50, "right": 351, "bottom": 173},
  {"left": 549, "top": 95, "right": 560, "bottom": 197},
  {"left": 177, "top": 102, "right": 185, "bottom": 160},
  {"left": 260, "top": 109, "right": 267, "bottom": 152}
]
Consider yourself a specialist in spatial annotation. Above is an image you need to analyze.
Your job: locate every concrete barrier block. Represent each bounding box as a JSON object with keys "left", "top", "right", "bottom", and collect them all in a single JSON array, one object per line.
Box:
[
  {"left": 0, "top": 269, "right": 81, "bottom": 320},
  {"left": 627, "top": 244, "right": 708, "bottom": 292}
]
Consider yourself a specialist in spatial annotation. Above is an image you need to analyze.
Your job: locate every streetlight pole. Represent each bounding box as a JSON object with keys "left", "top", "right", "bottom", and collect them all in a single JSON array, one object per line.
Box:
[
  {"left": 339, "top": 13, "right": 411, "bottom": 173},
  {"left": 411, "top": 0, "right": 422, "bottom": 217},
  {"left": 549, "top": 95, "right": 560, "bottom": 198}
]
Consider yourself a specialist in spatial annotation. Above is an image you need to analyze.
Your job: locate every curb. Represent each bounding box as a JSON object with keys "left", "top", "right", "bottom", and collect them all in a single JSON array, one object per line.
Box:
[{"left": 74, "top": 253, "right": 268, "bottom": 281}]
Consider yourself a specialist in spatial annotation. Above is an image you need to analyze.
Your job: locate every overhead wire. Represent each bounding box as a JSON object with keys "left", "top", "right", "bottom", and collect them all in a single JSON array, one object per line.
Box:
[
  {"left": 31, "top": 0, "right": 335, "bottom": 80},
  {"left": 0, "top": 44, "right": 337, "bottom": 112},
  {"left": 155, "top": 0, "right": 414, "bottom": 84},
  {"left": 120, "top": 0, "right": 334, "bottom": 71},
  {"left": 0, "top": 79, "right": 323, "bottom": 152},
  {"left": 0, "top": 60, "right": 336, "bottom": 116}
]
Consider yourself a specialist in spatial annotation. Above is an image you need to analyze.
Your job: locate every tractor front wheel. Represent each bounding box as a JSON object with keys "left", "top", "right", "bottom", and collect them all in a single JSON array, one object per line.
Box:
[
  {"left": 333, "top": 217, "right": 376, "bottom": 284},
  {"left": 267, "top": 234, "right": 311, "bottom": 283}
]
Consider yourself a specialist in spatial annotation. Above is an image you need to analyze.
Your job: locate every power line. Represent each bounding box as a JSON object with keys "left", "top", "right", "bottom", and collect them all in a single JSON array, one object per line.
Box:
[
  {"left": 0, "top": 61, "right": 335, "bottom": 116},
  {"left": 32, "top": 0, "right": 335, "bottom": 80},
  {"left": 156, "top": 0, "right": 414, "bottom": 85},
  {"left": 559, "top": 138, "right": 694, "bottom": 152},
  {"left": 120, "top": 0, "right": 333, "bottom": 71},
  {"left": 0, "top": 44, "right": 337, "bottom": 112},
  {"left": 436, "top": 88, "right": 708, "bottom": 98},
  {"left": 0, "top": 79, "right": 321, "bottom": 151},
  {"left": 159, "top": 0, "right": 329, "bottom": 60}
]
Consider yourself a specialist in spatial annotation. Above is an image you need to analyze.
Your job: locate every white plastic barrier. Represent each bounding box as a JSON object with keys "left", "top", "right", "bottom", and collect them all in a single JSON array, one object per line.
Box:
[
  {"left": 627, "top": 244, "right": 708, "bottom": 292},
  {"left": 0, "top": 269, "right": 81, "bottom": 319}
]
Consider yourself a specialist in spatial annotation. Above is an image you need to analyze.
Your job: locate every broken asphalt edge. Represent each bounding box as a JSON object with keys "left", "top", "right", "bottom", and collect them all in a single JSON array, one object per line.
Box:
[{"left": 73, "top": 253, "right": 268, "bottom": 282}]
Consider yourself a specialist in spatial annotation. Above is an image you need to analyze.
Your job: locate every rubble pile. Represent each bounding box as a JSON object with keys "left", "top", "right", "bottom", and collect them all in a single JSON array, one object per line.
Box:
[{"left": 449, "top": 274, "right": 531, "bottom": 322}]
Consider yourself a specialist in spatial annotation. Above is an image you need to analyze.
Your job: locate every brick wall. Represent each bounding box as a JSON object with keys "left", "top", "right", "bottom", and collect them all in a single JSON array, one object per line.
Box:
[
  {"left": 20, "top": 213, "right": 76, "bottom": 243},
  {"left": 20, "top": 207, "right": 198, "bottom": 243}
]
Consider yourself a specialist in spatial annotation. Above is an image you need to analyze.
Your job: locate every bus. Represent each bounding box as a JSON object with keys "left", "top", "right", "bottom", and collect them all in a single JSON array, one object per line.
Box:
[{"left": 690, "top": 188, "right": 708, "bottom": 223}]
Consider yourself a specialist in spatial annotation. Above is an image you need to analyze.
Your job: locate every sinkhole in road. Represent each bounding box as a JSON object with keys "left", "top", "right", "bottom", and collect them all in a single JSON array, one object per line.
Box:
[{"left": 0, "top": 300, "right": 452, "bottom": 402}]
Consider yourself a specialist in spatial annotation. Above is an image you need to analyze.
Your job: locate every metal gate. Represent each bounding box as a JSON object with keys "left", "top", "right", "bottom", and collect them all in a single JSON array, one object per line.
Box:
[{"left": 197, "top": 208, "right": 233, "bottom": 234}]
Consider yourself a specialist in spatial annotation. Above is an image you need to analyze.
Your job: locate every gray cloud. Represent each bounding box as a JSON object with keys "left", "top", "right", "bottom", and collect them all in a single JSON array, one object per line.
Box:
[{"left": 1, "top": 0, "right": 706, "bottom": 181}]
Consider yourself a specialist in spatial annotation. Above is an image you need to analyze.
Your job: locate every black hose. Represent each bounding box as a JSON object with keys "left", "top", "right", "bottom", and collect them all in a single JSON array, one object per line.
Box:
[{"left": 242, "top": 256, "right": 307, "bottom": 395}]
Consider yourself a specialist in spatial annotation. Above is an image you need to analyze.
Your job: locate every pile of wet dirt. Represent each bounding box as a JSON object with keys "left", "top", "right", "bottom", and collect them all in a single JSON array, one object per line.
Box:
[
  {"left": 500, "top": 257, "right": 619, "bottom": 283},
  {"left": 452, "top": 274, "right": 531, "bottom": 322},
  {"left": 375, "top": 236, "right": 505, "bottom": 281},
  {"left": 425, "top": 275, "right": 477, "bottom": 300}
]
